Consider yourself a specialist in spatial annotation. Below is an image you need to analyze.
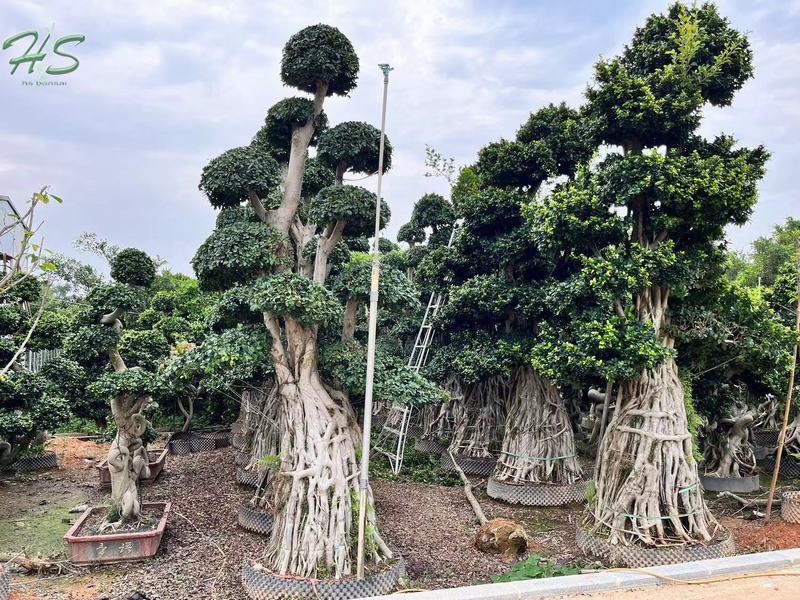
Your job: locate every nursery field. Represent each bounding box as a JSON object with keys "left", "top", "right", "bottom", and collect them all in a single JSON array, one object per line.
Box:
[{"left": 2, "top": 434, "right": 800, "bottom": 600}]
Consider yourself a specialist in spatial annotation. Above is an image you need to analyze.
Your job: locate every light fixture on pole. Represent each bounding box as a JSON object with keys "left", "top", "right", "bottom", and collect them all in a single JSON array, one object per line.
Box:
[{"left": 356, "top": 62, "right": 392, "bottom": 580}]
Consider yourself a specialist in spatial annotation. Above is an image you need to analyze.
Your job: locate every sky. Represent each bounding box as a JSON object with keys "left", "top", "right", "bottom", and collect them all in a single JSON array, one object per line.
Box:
[{"left": 0, "top": 0, "right": 798, "bottom": 276}]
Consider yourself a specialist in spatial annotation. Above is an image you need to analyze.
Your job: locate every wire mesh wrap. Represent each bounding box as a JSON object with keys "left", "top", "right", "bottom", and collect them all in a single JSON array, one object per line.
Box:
[
  {"left": 372, "top": 414, "right": 387, "bottom": 430},
  {"left": 406, "top": 424, "right": 425, "bottom": 438},
  {"left": 752, "top": 429, "right": 780, "bottom": 448},
  {"left": 487, "top": 477, "right": 587, "bottom": 506},
  {"left": 414, "top": 437, "right": 445, "bottom": 455},
  {"left": 236, "top": 467, "right": 259, "bottom": 488},
  {"left": 231, "top": 420, "right": 246, "bottom": 435},
  {"left": 241, "top": 557, "right": 406, "bottom": 600},
  {"left": 14, "top": 451, "right": 57, "bottom": 472},
  {"left": 699, "top": 474, "right": 760, "bottom": 493},
  {"left": 781, "top": 491, "right": 800, "bottom": 523},
  {"left": 189, "top": 434, "right": 216, "bottom": 453},
  {"left": 212, "top": 430, "right": 231, "bottom": 448},
  {"left": 440, "top": 452, "right": 497, "bottom": 477},
  {"left": 760, "top": 456, "right": 800, "bottom": 479},
  {"left": 575, "top": 526, "right": 735, "bottom": 567},
  {"left": 232, "top": 433, "right": 248, "bottom": 451},
  {"left": 0, "top": 563, "right": 9, "bottom": 600},
  {"left": 238, "top": 504, "right": 274, "bottom": 536},
  {"left": 167, "top": 435, "right": 192, "bottom": 455},
  {"left": 235, "top": 450, "right": 252, "bottom": 467}
]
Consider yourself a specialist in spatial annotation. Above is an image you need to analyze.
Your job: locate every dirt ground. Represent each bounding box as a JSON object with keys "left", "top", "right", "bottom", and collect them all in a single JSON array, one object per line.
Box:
[{"left": 1, "top": 436, "right": 799, "bottom": 599}]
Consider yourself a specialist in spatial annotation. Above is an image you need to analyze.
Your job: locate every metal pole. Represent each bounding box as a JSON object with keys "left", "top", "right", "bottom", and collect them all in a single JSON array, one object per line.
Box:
[
  {"left": 356, "top": 63, "right": 392, "bottom": 580},
  {"left": 766, "top": 248, "right": 800, "bottom": 520}
]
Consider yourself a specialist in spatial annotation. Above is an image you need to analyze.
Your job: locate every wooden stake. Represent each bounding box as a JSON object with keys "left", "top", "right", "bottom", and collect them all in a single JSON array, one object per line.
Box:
[
  {"left": 766, "top": 249, "right": 800, "bottom": 521},
  {"left": 448, "top": 450, "right": 487, "bottom": 525}
]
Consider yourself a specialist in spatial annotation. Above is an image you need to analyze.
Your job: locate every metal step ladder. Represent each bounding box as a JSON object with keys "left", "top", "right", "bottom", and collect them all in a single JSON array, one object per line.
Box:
[{"left": 373, "top": 223, "right": 459, "bottom": 474}]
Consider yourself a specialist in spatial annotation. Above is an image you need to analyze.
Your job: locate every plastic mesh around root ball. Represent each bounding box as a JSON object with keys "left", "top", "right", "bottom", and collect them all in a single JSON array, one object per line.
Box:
[
  {"left": 189, "top": 434, "right": 216, "bottom": 453},
  {"left": 440, "top": 452, "right": 497, "bottom": 477},
  {"left": 238, "top": 504, "right": 274, "bottom": 536},
  {"left": 236, "top": 467, "right": 259, "bottom": 488},
  {"left": 168, "top": 439, "right": 192, "bottom": 455},
  {"left": 752, "top": 429, "right": 780, "bottom": 448},
  {"left": 14, "top": 451, "right": 57, "bottom": 473},
  {"left": 487, "top": 477, "right": 587, "bottom": 506},
  {"left": 1, "top": 563, "right": 10, "bottom": 600},
  {"left": 761, "top": 456, "right": 800, "bottom": 479},
  {"left": 232, "top": 433, "right": 248, "bottom": 451},
  {"left": 235, "top": 451, "right": 251, "bottom": 467},
  {"left": 575, "top": 526, "right": 735, "bottom": 568},
  {"left": 414, "top": 438, "right": 445, "bottom": 455},
  {"left": 781, "top": 491, "right": 800, "bottom": 524},
  {"left": 241, "top": 558, "right": 406, "bottom": 600}
]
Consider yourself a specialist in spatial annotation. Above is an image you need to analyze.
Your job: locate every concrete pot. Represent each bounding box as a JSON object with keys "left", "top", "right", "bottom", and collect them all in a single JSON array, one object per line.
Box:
[
  {"left": 96, "top": 448, "right": 167, "bottom": 489},
  {"left": 700, "top": 473, "right": 760, "bottom": 493},
  {"left": 64, "top": 501, "right": 170, "bottom": 565}
]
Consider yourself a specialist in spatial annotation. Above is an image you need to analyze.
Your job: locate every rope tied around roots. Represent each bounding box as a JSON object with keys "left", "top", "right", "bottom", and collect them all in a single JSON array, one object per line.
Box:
[
  {"left": 600, "top": 502, "right": 707, "bottom": 521},
  {"left": 499, "top": 450, "right": 577, "bottom": 461}
]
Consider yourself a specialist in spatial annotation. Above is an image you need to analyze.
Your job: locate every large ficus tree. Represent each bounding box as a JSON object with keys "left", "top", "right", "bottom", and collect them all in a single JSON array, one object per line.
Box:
[
  {"left": 63, "top": 248, "right": 158, "bottom": 524},
  {"left": 193, "top": 25, "right": 396, "bottom": 578},
  {"left": 533, "top": 2, "right": 767, "bottom": 546},
  {"left": 419, "top": 102, "right": 593, "bottom": 483}
]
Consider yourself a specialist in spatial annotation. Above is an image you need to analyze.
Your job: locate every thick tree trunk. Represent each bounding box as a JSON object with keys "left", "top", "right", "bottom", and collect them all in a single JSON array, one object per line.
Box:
[
  {"left": 586, "top": 357, "right": 716, "bottom": 545},
  {"left": 107, "top": 393, "right": 151, "bottom": 523},
  {"left": 448, "top": 376, "right": 507, "bottom": 458},
  {"left": 494, "top": 366, "right": 582, "bottom": 485},
  {"left": 263, "top": 322, "right": 390, "bottom": 578}
]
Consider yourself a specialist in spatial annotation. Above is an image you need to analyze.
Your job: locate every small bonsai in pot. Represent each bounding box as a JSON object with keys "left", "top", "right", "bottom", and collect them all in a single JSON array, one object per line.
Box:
[{"left": 62, "top": 248, "right": 170, "bottom": 562}]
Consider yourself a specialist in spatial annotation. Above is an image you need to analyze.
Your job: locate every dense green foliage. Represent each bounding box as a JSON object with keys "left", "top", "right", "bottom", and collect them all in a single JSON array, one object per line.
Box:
[{"left": 280, "top": 24, "right": 359, "bottom": 96}]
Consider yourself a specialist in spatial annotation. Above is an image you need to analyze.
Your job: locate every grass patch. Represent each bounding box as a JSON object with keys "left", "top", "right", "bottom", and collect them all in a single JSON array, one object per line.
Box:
[{"left": 0, "top": 493, "right": 86, "bottom": 557}]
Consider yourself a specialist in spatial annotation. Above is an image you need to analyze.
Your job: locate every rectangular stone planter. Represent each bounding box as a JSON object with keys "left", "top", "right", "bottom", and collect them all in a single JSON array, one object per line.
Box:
[
  {"left": 64, "top": 501, "right": 171, "bottom": 565},
  {"left": 96, "top": 448, "right": 167, "bottom": 489}
]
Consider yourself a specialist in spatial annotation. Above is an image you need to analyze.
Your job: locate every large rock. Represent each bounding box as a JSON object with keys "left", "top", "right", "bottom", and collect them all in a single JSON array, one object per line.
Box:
[{"left": 474, "top": 517, "right": 528, "bottom": 561}]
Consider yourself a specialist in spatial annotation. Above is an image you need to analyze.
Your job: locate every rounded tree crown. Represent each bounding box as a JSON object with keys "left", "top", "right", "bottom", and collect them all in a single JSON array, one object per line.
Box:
[
  {"left": 199, "top": 146, "right": 281, "bottom": 208},
  {"left": 251, "top": 97, "right": 329, "bottom": 162},
  {"left": 281, "top": 24, "right": 359, "bottom": 96},
  {"left": 310, "top": 185, "right": 390, "bottom": 238},
  {"left": 317, "top": 121, "right": 392, "bottom": 176},
  {"left": 516, "top": 103, "right": 594, "bottom": 177},
  {"left": 397, "top": 222, "right": 426, "bottom": 245},
  {"left": 411, "top": 193, "right": 455, "bottom": 229},
  {"left": 110, "top": 248, "right": 156, "bottom": 286},
  {"left": 192, "top": 220, "right": 288, "bottom": 292}
]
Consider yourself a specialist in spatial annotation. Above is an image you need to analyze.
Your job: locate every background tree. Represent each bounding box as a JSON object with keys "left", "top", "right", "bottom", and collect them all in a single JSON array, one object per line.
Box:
[
  {"left": 418, "top": 102, "right": 593, "bottom": 485},
  {"left": 533, "top": 2, "right": 766, "bottom": 546}
]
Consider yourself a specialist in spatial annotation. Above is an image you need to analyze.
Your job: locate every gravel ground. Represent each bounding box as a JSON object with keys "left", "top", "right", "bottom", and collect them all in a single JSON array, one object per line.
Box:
[
  {"left": 372, "top": 478, "right": 583, "bottom": 589},
  {"left": 5, "top": 439, "right": 797, "bottom": 599},
  {"left": 101, "top": 448, "right": 262, "bottom": 600}
]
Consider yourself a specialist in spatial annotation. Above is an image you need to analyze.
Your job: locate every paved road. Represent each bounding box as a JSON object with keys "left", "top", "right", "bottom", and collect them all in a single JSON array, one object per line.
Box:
[{"left": 567, "top": 566, "right": 800, "bottom": 600}]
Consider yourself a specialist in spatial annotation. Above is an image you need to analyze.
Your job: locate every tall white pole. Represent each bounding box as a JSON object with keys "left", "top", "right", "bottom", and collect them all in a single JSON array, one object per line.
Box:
[{"left": 356, "top": 63, "right": 392, "bottom": 580}]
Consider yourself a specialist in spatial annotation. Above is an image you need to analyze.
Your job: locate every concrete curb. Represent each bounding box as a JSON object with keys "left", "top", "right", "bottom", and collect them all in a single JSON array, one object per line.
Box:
[{"left": 363, "top": 548, "right": 800, "bottom": 600}]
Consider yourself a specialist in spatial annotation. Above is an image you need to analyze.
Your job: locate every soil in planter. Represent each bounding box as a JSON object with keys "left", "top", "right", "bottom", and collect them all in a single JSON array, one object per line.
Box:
[{"left": 78, "top": 506, "right": 164, "bottom": 537}]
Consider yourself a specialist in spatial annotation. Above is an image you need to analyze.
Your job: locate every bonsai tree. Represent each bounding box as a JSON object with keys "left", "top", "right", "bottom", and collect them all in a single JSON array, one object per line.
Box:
[
  {"left": 531, "top": 3, "right": 766, "bottom": 546},
  {"left": 193, "top": 25, "right": 399, "bottom": 578},
  {"left": 63, "top": 248, "right": 158, "bottom": 524},
  {"left": 418, "top": 102, "right": 593, "bottom": 488}
]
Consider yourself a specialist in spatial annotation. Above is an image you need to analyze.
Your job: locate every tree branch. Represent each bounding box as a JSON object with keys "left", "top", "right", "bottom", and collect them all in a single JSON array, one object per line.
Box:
[{"left": 248, "top": 191, "right": 268, "bottom": 222}]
